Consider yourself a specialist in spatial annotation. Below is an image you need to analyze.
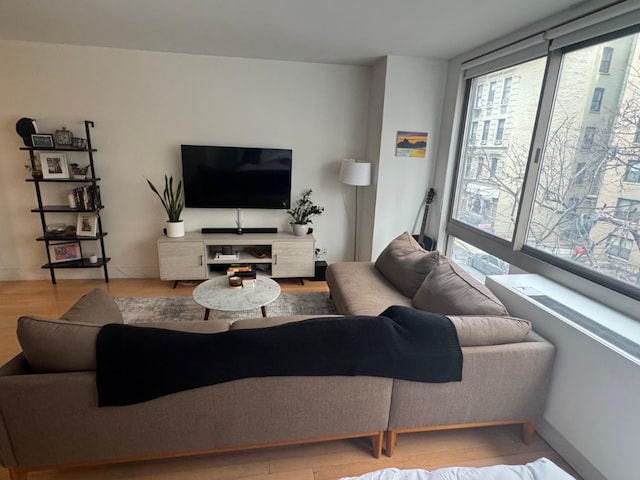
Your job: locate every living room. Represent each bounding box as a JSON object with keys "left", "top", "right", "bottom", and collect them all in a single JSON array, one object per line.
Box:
[{"left": 1, "top": 1, "right": 639, "bottom": 480}]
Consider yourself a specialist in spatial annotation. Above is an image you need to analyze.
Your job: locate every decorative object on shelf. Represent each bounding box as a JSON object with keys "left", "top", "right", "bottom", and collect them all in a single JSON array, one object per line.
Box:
[
  {"left": 40, "top": 152, "right": 69, "bottom": 179},
  {"left": 286, "top": 189, "right": 324, "bottom": 236},
  {"left": 146, "top": 174, "right": 185, "bottom": 238},
  {"left": 24, "top": 157, "right": 43, "bottom": 178},
  {"left": 45, "top": 223, "right": 76, "bottom": 238},
  {"left": 54, "top": 125, "right": 73, "bottom": 147},
  {"left": 68, "top": 163, "right": 89, "bottom": 179},
  {"left": 72, "top": 137, "right": 87, "bottom": 149},
  {"left": 76, "top": 213, "right": 98, "bottom": 237},
  {"left": 48, "top": 241, "right": 82, "bottom": 263},
  {"left": 15, "top": 117, "right": 38, "bottom": 146},
  {"left": 89, "top": 253, "right": 98, "bottom": 264},
  {"left": 339, "top": 158, "right": 372, "bottom": 260},
  {"left": 30, "top": 134, "right": 55, "bottom": 148}
]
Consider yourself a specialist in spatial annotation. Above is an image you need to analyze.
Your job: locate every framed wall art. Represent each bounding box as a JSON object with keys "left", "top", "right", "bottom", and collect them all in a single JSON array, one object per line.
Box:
[{"left": 395, "top": 131, "right": 428, "bottom": 158}]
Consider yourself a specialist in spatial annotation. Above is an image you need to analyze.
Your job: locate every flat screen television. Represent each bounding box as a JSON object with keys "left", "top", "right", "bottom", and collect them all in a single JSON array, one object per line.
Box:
[{"left": 181, "top": 145, "right": 292, "bottom": 209}]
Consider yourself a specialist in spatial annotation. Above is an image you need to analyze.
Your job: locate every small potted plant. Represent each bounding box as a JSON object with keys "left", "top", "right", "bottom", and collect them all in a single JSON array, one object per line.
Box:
[
  {"left": 287, "top": 189, "right": 324, "bottom": 236},
  {"left": 146, "top": 174, "right": 185, "bottom": 237}
]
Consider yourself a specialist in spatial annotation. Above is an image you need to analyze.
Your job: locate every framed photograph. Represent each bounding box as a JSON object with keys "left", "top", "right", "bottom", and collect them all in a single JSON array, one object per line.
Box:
[
  {"left": 30, "top": 134, "right": 55, "bottom": 148},
  {"left": 40, "top": 153, "right": 69, "bottom": 179},
  {"left": 76, "top": 213, "right": 98, "bottom": 237},
  {"left": 48, "top": 242, "right": 82, "bottom": 263}
]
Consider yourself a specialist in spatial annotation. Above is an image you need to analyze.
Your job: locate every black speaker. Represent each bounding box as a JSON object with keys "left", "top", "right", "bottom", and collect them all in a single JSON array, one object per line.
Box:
[{"left": 313, "top": 261, "right": 327, "bottom": 281}]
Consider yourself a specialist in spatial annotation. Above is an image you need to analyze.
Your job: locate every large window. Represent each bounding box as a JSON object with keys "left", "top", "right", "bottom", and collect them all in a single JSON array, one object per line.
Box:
[
  {"left": 526, "top": 33, "right": 640, "bottom": 290},
  {"left": 450, "top": 27, "right": 640, "bottom": 302},
  {"left": 452, "top": 57, "right": 546, "bottom": 241}
]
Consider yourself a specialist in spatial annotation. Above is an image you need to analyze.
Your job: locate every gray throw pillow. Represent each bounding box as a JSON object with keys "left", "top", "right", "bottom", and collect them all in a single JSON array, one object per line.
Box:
[
  {"left": 17, "top": 316, "right": 101, "bottom": 372},
  {"left": 412, "top": 256, "right": 509, "bottom": 316},
  {"left": 59, "top": 288, "right": 124, "bottom": 325},
  {"left": 375, "top": 231, "right": 439, "bottom": 298}
]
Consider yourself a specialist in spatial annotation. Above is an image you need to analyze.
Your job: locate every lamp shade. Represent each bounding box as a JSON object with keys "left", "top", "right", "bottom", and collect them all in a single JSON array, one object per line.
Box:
[{"left": 339, "top": 159, "right": 371, "bottom": 186}]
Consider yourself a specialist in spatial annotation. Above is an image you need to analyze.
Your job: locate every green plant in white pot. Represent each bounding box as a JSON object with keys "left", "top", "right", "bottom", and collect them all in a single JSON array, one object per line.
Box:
[
  {"left": 286, "top": 189, "right": 324, "bottom": 236},
  {"left": 146, "top": 174, "right": 185, "bottom": 238}
]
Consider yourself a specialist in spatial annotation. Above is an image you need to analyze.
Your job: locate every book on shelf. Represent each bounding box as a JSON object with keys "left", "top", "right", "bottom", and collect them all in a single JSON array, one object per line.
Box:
[
  {"left": 72, "top": 185, "right": 101, "bottom": 211},
  {"left": 226, "top": 264, "right": 254, "bottom": 276}
]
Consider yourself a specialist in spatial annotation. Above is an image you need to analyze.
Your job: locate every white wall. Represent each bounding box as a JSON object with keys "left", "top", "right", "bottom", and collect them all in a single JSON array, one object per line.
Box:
[
  {"left": 368, "top": 55, "right": 447, "bottom": 259},
  {"left": 488, "top": 275, "right": 640, "bottom": 480},
  {"left": 0, "top": 40, "right": 371, "bottom": 279}
]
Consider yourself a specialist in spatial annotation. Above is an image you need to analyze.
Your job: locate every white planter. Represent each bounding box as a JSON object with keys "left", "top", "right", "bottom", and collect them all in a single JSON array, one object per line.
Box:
[
  {"left": 292, "top": 224, "right": 309, "bottom": 236},
  {"left": 166, "top": 220, "right": 185, "bottom": 238}
]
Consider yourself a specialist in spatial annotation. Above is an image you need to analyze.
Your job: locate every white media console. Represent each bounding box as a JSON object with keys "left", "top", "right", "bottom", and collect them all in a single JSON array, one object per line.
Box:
[{"left": 157, "top": 232, "right": 316, "bottom": 282}]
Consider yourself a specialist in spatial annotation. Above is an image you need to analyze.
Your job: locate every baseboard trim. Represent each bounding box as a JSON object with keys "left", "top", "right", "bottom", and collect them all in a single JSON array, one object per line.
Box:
[{"left": 537, "top": 418, "right": 606, "bottom": 480}]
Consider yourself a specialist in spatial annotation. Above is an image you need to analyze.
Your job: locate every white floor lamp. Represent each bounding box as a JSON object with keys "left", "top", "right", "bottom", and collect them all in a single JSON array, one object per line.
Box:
[{"left": 339, "top": 158, "right": 371, "bottom": 261}]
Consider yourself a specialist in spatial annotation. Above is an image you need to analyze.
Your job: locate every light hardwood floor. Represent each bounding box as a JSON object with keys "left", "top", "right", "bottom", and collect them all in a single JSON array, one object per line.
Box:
[{"left": 0, "top": 279, "right": 581, "bottom": 480}]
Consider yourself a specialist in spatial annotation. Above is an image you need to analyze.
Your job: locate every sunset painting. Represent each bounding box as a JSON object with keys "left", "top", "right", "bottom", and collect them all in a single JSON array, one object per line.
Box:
[{"left": 395, "top": 131, "right": 428, "bottom": 157}]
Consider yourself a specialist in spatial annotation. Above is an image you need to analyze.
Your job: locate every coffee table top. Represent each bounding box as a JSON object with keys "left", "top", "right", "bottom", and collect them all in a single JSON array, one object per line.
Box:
[{"left": 192, "top": 275, "right": 281, "bottom": 313}]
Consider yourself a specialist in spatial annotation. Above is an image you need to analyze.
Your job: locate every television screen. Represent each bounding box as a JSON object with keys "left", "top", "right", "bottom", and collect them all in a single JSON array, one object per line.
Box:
[{"left": 181, "top": 145, "right": 292, "bottom": 209}]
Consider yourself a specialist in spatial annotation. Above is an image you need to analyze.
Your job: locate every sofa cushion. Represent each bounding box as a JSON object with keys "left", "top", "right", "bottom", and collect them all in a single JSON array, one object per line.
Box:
[
  {"left": 375, "top": 231, "right": 439, "bottom": 298},
  {"left": 379, "top": 306, "right": 530, "bottom": 346},
  {"left": 17, "top": 316, "right": 231, "bottom": 373},
  {"left": 412, "top": 256, "right": 509, "bottom": 316},
  {"left": 59, "top": 288, "right": 124, "bottom": 325},
  {"left": 326, "top": 262, "right": 413, "bottom": 316}
]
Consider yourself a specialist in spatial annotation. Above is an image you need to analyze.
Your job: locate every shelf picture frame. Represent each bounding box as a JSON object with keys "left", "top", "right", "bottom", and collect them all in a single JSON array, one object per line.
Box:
[
  {"left": 40, "top": 153, "right": 69, "bottom": 179},
  {"left": 30, "top": 134, "right": 55, "bottom": 148},
  {"left": 76, "top": 213, "right": 98, "bottom": 237},
  {"left": 48, "top": 241, "right": 82, "bottom": 263}
]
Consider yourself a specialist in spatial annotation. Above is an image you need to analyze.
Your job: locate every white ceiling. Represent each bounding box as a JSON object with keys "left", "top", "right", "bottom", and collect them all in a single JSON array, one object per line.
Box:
[{"left": 0, "top": 0, "right": 586, "bottom": 65}]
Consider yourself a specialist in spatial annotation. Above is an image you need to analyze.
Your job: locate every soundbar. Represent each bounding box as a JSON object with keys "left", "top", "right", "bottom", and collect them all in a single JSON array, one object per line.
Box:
[{"left": 202, "top": 227, "right": 278, "bottom": 234}]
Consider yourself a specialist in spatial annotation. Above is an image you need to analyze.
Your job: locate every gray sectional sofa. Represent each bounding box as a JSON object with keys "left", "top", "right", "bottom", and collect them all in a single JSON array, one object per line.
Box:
[
  {"left": 0, "top": 232, "right": 555, "bottom": 479},
  {"left": 327, "top": 232, "right": 555, "bottom": 455}
]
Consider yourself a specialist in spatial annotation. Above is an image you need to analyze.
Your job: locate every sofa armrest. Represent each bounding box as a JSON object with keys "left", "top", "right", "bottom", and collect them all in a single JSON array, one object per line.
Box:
[{"left": 388, "top": 333, "right": 556, "bottom": 430}]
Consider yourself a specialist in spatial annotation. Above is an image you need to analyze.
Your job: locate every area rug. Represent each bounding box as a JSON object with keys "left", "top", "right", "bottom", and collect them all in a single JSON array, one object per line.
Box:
[{"left": 115, "top": 292, "right": 337, "bottom": 324}]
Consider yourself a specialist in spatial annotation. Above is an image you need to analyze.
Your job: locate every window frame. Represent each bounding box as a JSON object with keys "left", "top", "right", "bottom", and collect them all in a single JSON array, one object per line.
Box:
[{"left": 445, "top": 24, "right": 640, "bottom": 312}]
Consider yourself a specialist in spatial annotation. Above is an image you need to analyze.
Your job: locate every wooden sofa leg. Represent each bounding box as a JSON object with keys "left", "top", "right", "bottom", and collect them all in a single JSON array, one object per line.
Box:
[
  {"left": 371, "top": 431, "right": 383, "bottom": 458},
  {"left": 385, "top": 430, "right": 396, "bottom": 457},
  {"left": 9, "top": 468, "right": 28, "bottom": 480},
  {"left": 523, "top": 419, "right": 536, "bottom": 444}
]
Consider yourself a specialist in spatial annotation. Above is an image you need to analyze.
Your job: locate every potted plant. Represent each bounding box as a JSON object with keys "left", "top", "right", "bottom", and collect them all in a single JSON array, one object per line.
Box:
[
  {"left": 146, "top": 174, "right": 185, "bottom": 237},
  {"left": 286, "top": 189, "right": 324, "bottom": 236}
]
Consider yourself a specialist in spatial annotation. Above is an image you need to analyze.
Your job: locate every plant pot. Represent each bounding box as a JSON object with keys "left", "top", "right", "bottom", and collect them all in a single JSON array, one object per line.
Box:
[
  {"left": 166, "top": 220, "right": 185, "bottom": 238},
  {"left": 292, "top": 224, "right": 309, "bottom": 236}
]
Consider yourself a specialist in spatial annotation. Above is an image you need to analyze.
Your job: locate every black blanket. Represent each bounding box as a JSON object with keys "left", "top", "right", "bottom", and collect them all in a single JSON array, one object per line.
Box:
[{"left": 96, "top": 309, "right": 462, "bottom": 406}]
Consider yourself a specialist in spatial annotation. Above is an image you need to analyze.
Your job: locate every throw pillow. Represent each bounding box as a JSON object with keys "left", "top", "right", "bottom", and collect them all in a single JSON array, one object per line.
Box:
[
  {"left": 375, "top": 231, "right": 439, "bottom": 298},
  {"left": 59, "top": 288, "right": 124, "bottom": 325},
  {"left": 17, "top": 316, "right": 101, "bottom": 372},
  {"left": 412, "top": 256, "right": 509, "bottom": 316}
]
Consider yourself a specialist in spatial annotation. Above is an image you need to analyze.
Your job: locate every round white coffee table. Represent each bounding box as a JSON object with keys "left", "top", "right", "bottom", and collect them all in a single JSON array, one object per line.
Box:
[{"left": 192, "top": 275, "right": 281, "bottom": 320}]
